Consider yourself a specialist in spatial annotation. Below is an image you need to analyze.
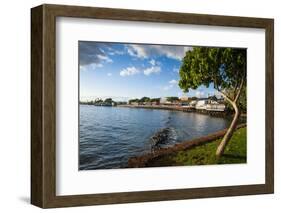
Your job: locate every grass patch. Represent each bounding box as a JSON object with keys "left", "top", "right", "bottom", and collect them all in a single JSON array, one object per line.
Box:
[{"left": 147, "top": 127, "right": 247, "bottom": 167}]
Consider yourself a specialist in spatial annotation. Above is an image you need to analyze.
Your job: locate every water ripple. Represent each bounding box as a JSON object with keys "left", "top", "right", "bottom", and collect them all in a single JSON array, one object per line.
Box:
[{"left": 79, "top": 105, "right": 230, "bottom": 170}]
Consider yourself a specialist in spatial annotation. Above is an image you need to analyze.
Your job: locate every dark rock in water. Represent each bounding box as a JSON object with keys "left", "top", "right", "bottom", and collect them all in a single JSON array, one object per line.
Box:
[{"left": 150, "top": 127, "right": 176, "bottom": 151}]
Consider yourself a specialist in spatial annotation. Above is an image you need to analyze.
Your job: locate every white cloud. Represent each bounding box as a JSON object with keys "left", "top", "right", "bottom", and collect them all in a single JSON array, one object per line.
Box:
[
  {"left": 149, "top": 59, "right": 156, "bottom": 66},
  {"left": 120, "top": 66, "right": 140, "bottom": 77},
  {"left": 161, "top": 79, "right": 178, "bottom": 91},
  {"left": 126, "top": 44, "right": 192, "bottom": 61},
  {"left": 80, "top": 63, "right": 103, "bottom": 71},
  {"left": 195, "top": 91, "right": 205, "bottom": 98},
  {"left": 108, "top": 49, "right": 124, "bottom": 56},
  {"left": 169, "top": 79, "right": 178, "bottom": 84},
  {"left": 97, "top": 54, "right": 113, "bottom": 63},
  {"left": 107, "top": 73, "right": 112, "bottom": 77},
  {"left": 144, "top": 66, "right": 161, "bottom": 76},
  {"left": 163, "top": 85, "right": 173, "bottom": 91},
  {"left": 79, "top": 42, "right": 114, "bottom": 67},
  {"left": 120, "top": 64, "right": 161, "bottom": 77},
  {"left": 127, "top": 44, "right": 147, "bottom": 58}
]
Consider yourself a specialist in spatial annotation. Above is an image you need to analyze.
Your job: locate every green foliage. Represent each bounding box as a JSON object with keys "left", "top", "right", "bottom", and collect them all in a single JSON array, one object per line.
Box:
[
  {"left": 140, "top": 97, "right": 150, "bottom": 103},
  {"left": 222, "top": 86, "right": 247, "bottom": 112},
  {"left": 104, "top": 98, "right": 113, "bottom": 103},
  {"left": 166, "top": 96, "right": 179, "bottom": 102},
  {"left": 129, "top": 97, "right": 160, "bottom": 104},
  {"left": 128, "top": 98, "right": 140, "bottom": 104},
  {"left": 150, "top": 98, "right": 160, "bottom": 103},
  {"left": 179, "top": 47, "right": 246, "bottom": 102},
  {"left": 188, "top": 96, "right": 198, "bottom": 102},
  {"left": 94, "top": 98, "right": 103, "bottom": 104},
  {"left": 238, "top": 86, "right": 247, "bottom": 112},
  {"left": 173, "top": 127, "right": 247, "bottom": 165},
  {"left": 116, "top": 101, "right": 127, "bottom": 105}
]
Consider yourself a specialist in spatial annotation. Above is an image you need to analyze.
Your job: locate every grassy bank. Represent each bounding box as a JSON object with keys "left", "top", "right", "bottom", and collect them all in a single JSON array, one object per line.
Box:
[{"left": 146, "top": 127, "right": 247, "bottom": 167}]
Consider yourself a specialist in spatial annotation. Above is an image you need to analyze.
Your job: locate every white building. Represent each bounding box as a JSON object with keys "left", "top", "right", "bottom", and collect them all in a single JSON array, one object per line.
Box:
[
  {"left": 206, "top": 102, "right": 226, "bottom": 112},
  {"left": 195, "top": 99, "right": 226, "bottom": 111},
  {"left": 160, "top": 97, "right": 167, "bottom": 104},
  {"left": 195, "top": 99, "right": 209, "bottom": 110},
  {"left": 180, "top": 96, "right": 189, "bottom": 102},
  {"left": 160, "top": 97, "right": 172, "bottom": 105}
]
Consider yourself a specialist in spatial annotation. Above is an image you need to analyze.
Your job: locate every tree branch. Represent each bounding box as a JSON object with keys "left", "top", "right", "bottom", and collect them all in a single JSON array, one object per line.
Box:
[
  {"left": 234, "top": 75, "right": 245, "bottom": 103},
  {"left": 233, "top": 78, "right": 239, "bottom": 100},
  {"left": 218, "top": 90, "right": 234, "bottom": 104}
]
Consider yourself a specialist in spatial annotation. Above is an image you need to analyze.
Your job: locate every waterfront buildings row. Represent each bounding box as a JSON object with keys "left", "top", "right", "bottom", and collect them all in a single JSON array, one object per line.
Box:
[{"left": 129, "top": 96, "right": 226, "bottom": 112}]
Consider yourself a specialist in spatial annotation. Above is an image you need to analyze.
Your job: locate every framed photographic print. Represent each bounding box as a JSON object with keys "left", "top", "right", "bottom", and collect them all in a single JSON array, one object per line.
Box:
[{"left": 31, "top": 4, "right": 274, "bottom": 208}]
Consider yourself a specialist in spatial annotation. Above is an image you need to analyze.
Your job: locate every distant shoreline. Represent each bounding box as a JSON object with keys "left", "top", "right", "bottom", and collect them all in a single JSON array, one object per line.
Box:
[
  {"left": 118, "top": 104, "right": 230, "bottom": 117},
  {"left": 80, "top": 104, "right": 246, "bottom": 118},
  {"left": 118, "top": 104, "right": 193, "bottom": 110}
]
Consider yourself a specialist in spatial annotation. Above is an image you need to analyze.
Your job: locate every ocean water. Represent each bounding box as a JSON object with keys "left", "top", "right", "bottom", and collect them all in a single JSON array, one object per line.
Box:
[{"left": 79, "top": 105, "right": 230, "bottom": 170}]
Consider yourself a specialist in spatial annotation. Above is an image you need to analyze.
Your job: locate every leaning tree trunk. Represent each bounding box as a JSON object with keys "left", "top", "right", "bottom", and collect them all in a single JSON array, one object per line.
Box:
[
  {"left": 216, "top": 76, "right": 245, "bottom": 158},
  {"left": 215, "top": 100, "right": 240, "bottom": 157}
]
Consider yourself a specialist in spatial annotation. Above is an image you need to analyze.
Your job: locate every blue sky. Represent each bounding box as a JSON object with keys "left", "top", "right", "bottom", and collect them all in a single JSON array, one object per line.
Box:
[{"left": 79, "top": 42, "right": 218, "bottom": 102}]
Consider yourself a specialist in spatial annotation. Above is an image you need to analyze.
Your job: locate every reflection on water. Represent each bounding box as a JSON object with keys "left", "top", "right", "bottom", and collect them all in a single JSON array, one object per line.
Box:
[{"left": 79, "top": 105, "right": 230, "bottom": 170}]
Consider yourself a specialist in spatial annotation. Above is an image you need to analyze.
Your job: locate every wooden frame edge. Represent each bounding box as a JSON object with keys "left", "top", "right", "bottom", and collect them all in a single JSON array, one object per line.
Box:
[
  {"left": 265, "top": 19, "right": 274, "bottom": 194},
  {"left": 31, "top": 5, "right": 44, "bottom": 207},
  {"left": 45, "top": 184, "right": 271, "bottom": 208},
  {"left": 31, "top": 4, "right": 274, "bottom": 208}
]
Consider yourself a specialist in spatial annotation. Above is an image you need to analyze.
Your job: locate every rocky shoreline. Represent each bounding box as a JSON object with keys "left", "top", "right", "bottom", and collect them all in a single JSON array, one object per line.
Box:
[{"left": 128, "top": 123, "right": 247, "bottom": 168}]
